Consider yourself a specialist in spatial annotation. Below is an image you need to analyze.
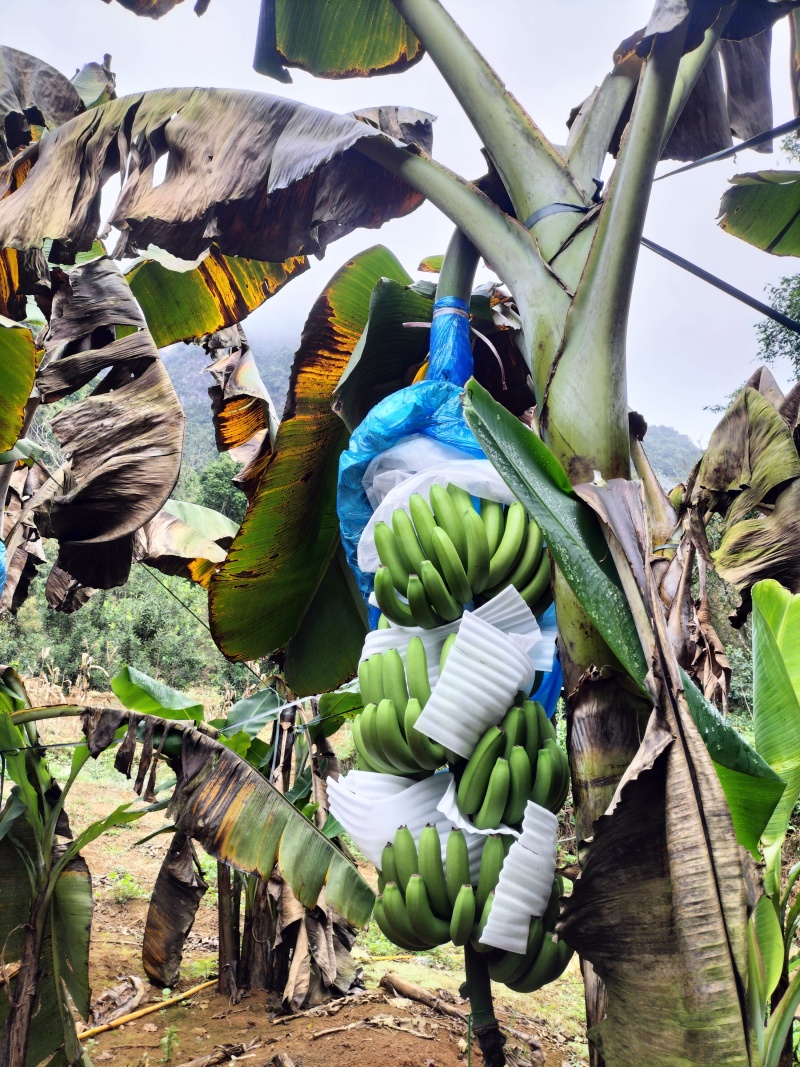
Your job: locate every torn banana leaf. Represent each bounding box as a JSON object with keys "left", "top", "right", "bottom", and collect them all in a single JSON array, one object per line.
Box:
[
  {"left": 143, "top": 831, "right": 207, "bottom": 987},
  {"left": 135, "top": 501, "right": 236, "bottom": 588},
  {"left": 124, "top": 244, "right": 308, "bottom": 348},
  {"left": 205, "top": 327, "right": 278, "bottom": 456},
  {"left": 70, "top": 58, "right": 116, "bottom": 109},
  {"left": 209, "top": 245, "right": 404, "bottom": 678},
  {"left": 80, "top": 706, "right": 375, "bottom": 926},
  {"left": 720, "top": 170, "right": 800, "bottom": 256},
  {"left": 0, "top": 319, "right": 36, "bottom": 451},
  {"left": 0, "top": 89, "right": 432, "bottom": 263},
  {"left": 640, "top": 0, "right": 800, "bottom": 53},
  {"left": 253, "top": 0, "right": 423, "bottom": 82},
  {"left": 0, "top": 47, "right": 84, "bottom": 164}
]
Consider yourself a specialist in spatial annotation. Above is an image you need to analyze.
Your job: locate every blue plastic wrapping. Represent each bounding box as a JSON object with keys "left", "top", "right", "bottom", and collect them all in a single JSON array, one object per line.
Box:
[
  {"left": 530, "top": 606, "right": 562, "bottom": 718},
  {"left": 428, "top": 297, "right": 472, "bottom": 385}
]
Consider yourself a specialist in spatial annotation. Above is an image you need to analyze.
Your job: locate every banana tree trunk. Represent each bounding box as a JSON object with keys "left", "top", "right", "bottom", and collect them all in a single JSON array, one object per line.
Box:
[{"left": 1, "top": 890, "right": 49, "bottom": 1067}]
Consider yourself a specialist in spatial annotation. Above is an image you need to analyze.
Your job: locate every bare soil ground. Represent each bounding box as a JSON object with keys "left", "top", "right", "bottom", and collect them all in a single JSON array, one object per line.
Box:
[{"left": 33, "top": 692, "right": 588, "bottom": 1067}]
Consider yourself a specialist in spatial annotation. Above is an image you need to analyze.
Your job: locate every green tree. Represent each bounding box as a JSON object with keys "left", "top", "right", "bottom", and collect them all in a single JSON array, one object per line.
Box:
[{"left": 195, "top": 454, "right": 248, "bottom": 525}]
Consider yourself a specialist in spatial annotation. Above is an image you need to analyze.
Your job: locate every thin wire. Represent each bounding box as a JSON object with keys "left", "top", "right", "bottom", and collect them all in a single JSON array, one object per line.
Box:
[
  {"left": 138, "top": 566, "right": 264, "bottom": 685},
  {"left": 655, "top": 115, "right": 800, "bottom": 182}
]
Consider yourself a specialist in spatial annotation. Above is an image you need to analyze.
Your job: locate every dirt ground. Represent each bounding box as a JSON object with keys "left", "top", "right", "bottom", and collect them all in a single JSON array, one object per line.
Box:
[{"left": 33, "top": 695, "right": 588, "bottom": 1067}]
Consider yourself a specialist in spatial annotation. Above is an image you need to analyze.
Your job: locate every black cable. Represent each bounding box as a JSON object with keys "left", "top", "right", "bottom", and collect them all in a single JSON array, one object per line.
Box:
[{"left": 655, "top": 116, "right": 800, "bottom": 182}]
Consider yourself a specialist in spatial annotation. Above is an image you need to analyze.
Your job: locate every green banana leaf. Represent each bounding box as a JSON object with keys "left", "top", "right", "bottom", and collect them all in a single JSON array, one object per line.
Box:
[
  {"left": 752, "top": 895, "right": 784, "bottom": 1004},
  {"left": 309, "top": 690, "right": 363, "bottom": 742},
  {"left": 110, "top": 665, "right": 205, "bottom": 722},
  {"left": 253, "top": 0, "right": 422, "bottom": 81},
  {"left": 0, "top": 320, "right": 36, "bottom": 452},
  {"left": 720, "top": 170, "right": 800, "bottom": 256},
  {"left": 221, "top": 687, "right": 283, "bottom": 738},
  {"left": 124, "top": 245, "right": 309, "bottom": 348},
  {"left": 0, "top": 438, "right": 45, "bottom": 466},
  {"left": 161, "top": 500, "right": 239, "bottom": 543},
  {"left": 752, "top": 579, "right": 800, "bottom": 896},
  {"left": 209, "top": 246, "right": 406, "bottom": 683},
  {"left": 463, "top": 377, "right": 649, "bottom": 686}
]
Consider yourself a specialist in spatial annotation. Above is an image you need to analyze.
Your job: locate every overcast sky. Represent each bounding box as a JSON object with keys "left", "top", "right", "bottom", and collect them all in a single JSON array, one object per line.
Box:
[{"left": 6, "top": 0, "right": 800, "bottom": 442}]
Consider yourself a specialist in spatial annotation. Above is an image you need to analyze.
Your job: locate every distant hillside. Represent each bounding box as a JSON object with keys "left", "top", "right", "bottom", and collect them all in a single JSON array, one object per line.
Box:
[
  {"left": 643, "top": 424, "right": 703, "bottom": 487},
  {"left": 162, "top": 332, "right": 297, "bottom": 470}
]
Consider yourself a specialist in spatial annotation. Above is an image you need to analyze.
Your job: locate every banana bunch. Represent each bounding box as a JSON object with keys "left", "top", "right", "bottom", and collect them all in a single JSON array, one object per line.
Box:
[
  {"left": 354, "top": 641, "right": 449, "bottom": 774},
  {"left": 373, "top": 483, "right": 551, "bottom": 628},
  {"left": 374, "top": 826, "right": 572, "bottom": 992},
  {"left": 455, "top": 700, "right": 570, "bottom": 829}
]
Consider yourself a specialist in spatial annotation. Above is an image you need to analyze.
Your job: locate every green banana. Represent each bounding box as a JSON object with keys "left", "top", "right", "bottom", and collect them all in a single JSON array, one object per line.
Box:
[
  {"left": 501, "top": 705, "right": 526, "bottom": 759},
  {"left": 382, "top": 649, "right": 409, "bottom": 719},
  {"left": 382, "top": 881, "right": 437, "bottom": 949},
  {"left": 504, "top": 745, "right": 533, "bottom": 825},
  {"left": 407, "top": 573, "right": 445, "bottom": 629},
  {"left": 376, "top": 698, "right": 418, "bottom": 773},
  {"left": 439, "top": 632, "right": 457, "bottom": 673},
  {"left": 359, "top": 703, "right": 394, "bottom": 774},
  {"left": 488, "top": 918, "right": 545, "bottom": 984},
  {"left": 529, "top": 745, "right": 556, "bottom": 808},
  {"left": 550, "top": 746, "right": 571, "bottom": 812},
  {"left": 393, "top": 826, "right": 419, "bottom": 892},
  {"left": 457, "top": 725, "right": 506, "bottom": 815},
  {"left": 430, "top": 483, "right": 468, "bottom": 563},
  {"left": 449, "top": 884, "right": 476, "bottom": 946},
  {"left": 357, "top": 658, "right": 371, "bottom": 706},
  {"left": 405, "top": 698, "right": 445, "bottom": 770},
  {"left": 392, "top": 507, "right": 427, "bottom": 577},
  {"left": 470, "top": 890, "right": 495, "bottom": 953},
  {"left": 418, "top": 824, "right": 451, "bottom": 919},
  {"left": 432, "top": 525, "right": 473, "bottom": 604},
  {"left": 521, "top": 700, "right": 540, "bottom": 763},
  {"left": 374, "top": 895, "right": 429, "bottom": 951},
  {"left": 537, "top": 700, "right": 557, "bottom": 744},
  {"left": 476, "top": 834, "right": 506, "bottom": 915},
  {"left": 504, "top": 519, "right": 544, "bottom": 593},
  {"left": 381, "top": 842, "right": 399, "bottom": 886},
  {"left": 351, "top": 713, "right": 383, "bottom": 772},
  {"left": 447, "top": 483, "right": 474, "bottom": 515},
  {"left": 541, "top": 875, "right": 562, "bottom": 931},
  {"left": 420, "top": 559, "right": 462, "bottom": 622},
  {"left": 406, "top": 637, "right": 432, "bottom": 707},
  {"left": 367, "top": 654, "right": 385, "bottom": 705},
  {"left": 374, "top": 521, "right": 411, "bottom": 594},
  {"left": 487, "top": 501, "right": 527, "bottom": 588},
  {"left": 506, "top": 934, "right": 573, "bottom": 993},
  {"left": 377, "top": 613, "right": 391, "bottom": 629},
  {"left": 374, "top": 567, "right": 415, "bottom": 627},
  {"left": 480, "top": 499, "right": 505, "bottom": 556},
  {"left": 406, "top": 874, "right": 451, "bottom": 945},
  {"left": 473, "top": 757, "right": 511, "bottom": 830},
  {"left": 518, "top": 550, "right": 551, "bottom": 608},
  {"left": 462, "top": 504, "right": 491, "bottom": 596},
  {"left": 409, "top": 493, "right": 438, "bottom": 561},
  {"left": 445, "top": 828, "right": 471, "bottom": 906},
  {"left": 544, "top": 739, "right": 570, "bottom": 812}
]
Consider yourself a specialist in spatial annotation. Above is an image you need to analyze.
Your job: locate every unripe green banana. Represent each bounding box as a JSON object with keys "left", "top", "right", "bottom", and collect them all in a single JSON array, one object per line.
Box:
[
  {"left": 418, "top": 824, "right": 450, "bottom": 919},
  {"left": 457, "top": 725, "right": 506, "bottom": 816},
  {"left": 487, "top": 501, "right": 527, "bottom": 588},
  {"left": 351, "top": 713, "right": 382, "bottom": 772},
  {"left": 377, "top": 613, "right": 391, "bottom": 629},
  {"left": 457, "top": 507, "right": 488, "bottom": 599},
  {"left": 404, "top": 698, "right": 445, "bottom": 770},
  {"left": 445, "top": 828, "right": 471, "bottom": 906},
  {"left": 392, "top": 507, "right": 427, "bottom": 577},
  {"left": 432, "top": 526, "right": 473, "bottom": 604},
  {"left": 406, "top": 637, "right": 432, "bottom": 707},
  {"left": 449, "top": 884, "right": 476, "bottom": 946},
  {"left": 504, "top": 745, "right": 533, "bottom": 825},
  {"left": 518, "top": 550, "right": 551, "bottom": 608},
  {"left": 361, "top": 654, "right": 384, "bottom": 707},
  {"left": 359, "top": 703, "right": 397, "bottom": 774},
  {"left": 541, "top": 875, "right": 562, "bottom": 931},
  {"left": 501, "top": 705, "right": 526, "bottom": 759},
  {"left": 439, "top": 632, "right": 457, "bottom": 673},
  {"left": 529, "top": 745, "right": 555, "bottom": 808},
  {"left": 406, "top": 874, "right": 451, "bottom": 945},
  {"left": 430, "top": 483, "right": 468, "bottom": 563},
  {"left": 537, "top": 700, "right": 557, "bottom": 744},
  {"left": 473, "top": 757, "right": 511, "bottom": 830},
  {"left": 374, "top": 521, "right": 411, "bottom": 594},
  {"left": 407, "top": 574, "right": 445, "bottom": 629},
  {"left": 374, "top": 567, "right": 415, "bottom": 627},
  {"left": 382, "top": 649, "right": 409, "bottom": 719},
  {"left": 521, "top": 700, "right": 541, "bottom": 763},
  {"left": 383, "top": 881, "right": 437, "bottom": 948},
  {"left": 420, "top": 560, "right": 462, "bottom": 622},
  {"left": 504, "top": 519, "right": 544, "bottom": 593},
  {"left": 470, "top": 890, "right": 495, "bottom": 953},
  {"left": 381, "top": 842, "right": 399, "bottom": 886},
  {"left": 409, "top": 493, "right": 438, "bottom": 561},
  {"left": 357, "top": 658, "right": 371, "bottom": 705},
  {"left": 476, "top": 834, "right": 506, "bottom": 914},
  {"left": 543, "top": 739, "right": 569, "bottom": 813},
  {"left": 447, "top": 483, "right": 474, "bottom": 515},
  {"left": 550, "top": 746, "right": 571, "bottom": 812},
  {"left": 374, "top": 895, "right": 429, "bottom": 951},
  {"left": 488, "top": 918, "right": 545, "bottom": 984},
  {"left": 480, "top": 499, "right": 505, "bottom": 556},
  {"left": 393, "top": 826, "right": 419, "bottom": 893},
  {"left": 376, "top": 698, "right": 418, "bottom": 773},
  {"left": 506, "top": 934, "right": 572, "bottom": 993}
]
